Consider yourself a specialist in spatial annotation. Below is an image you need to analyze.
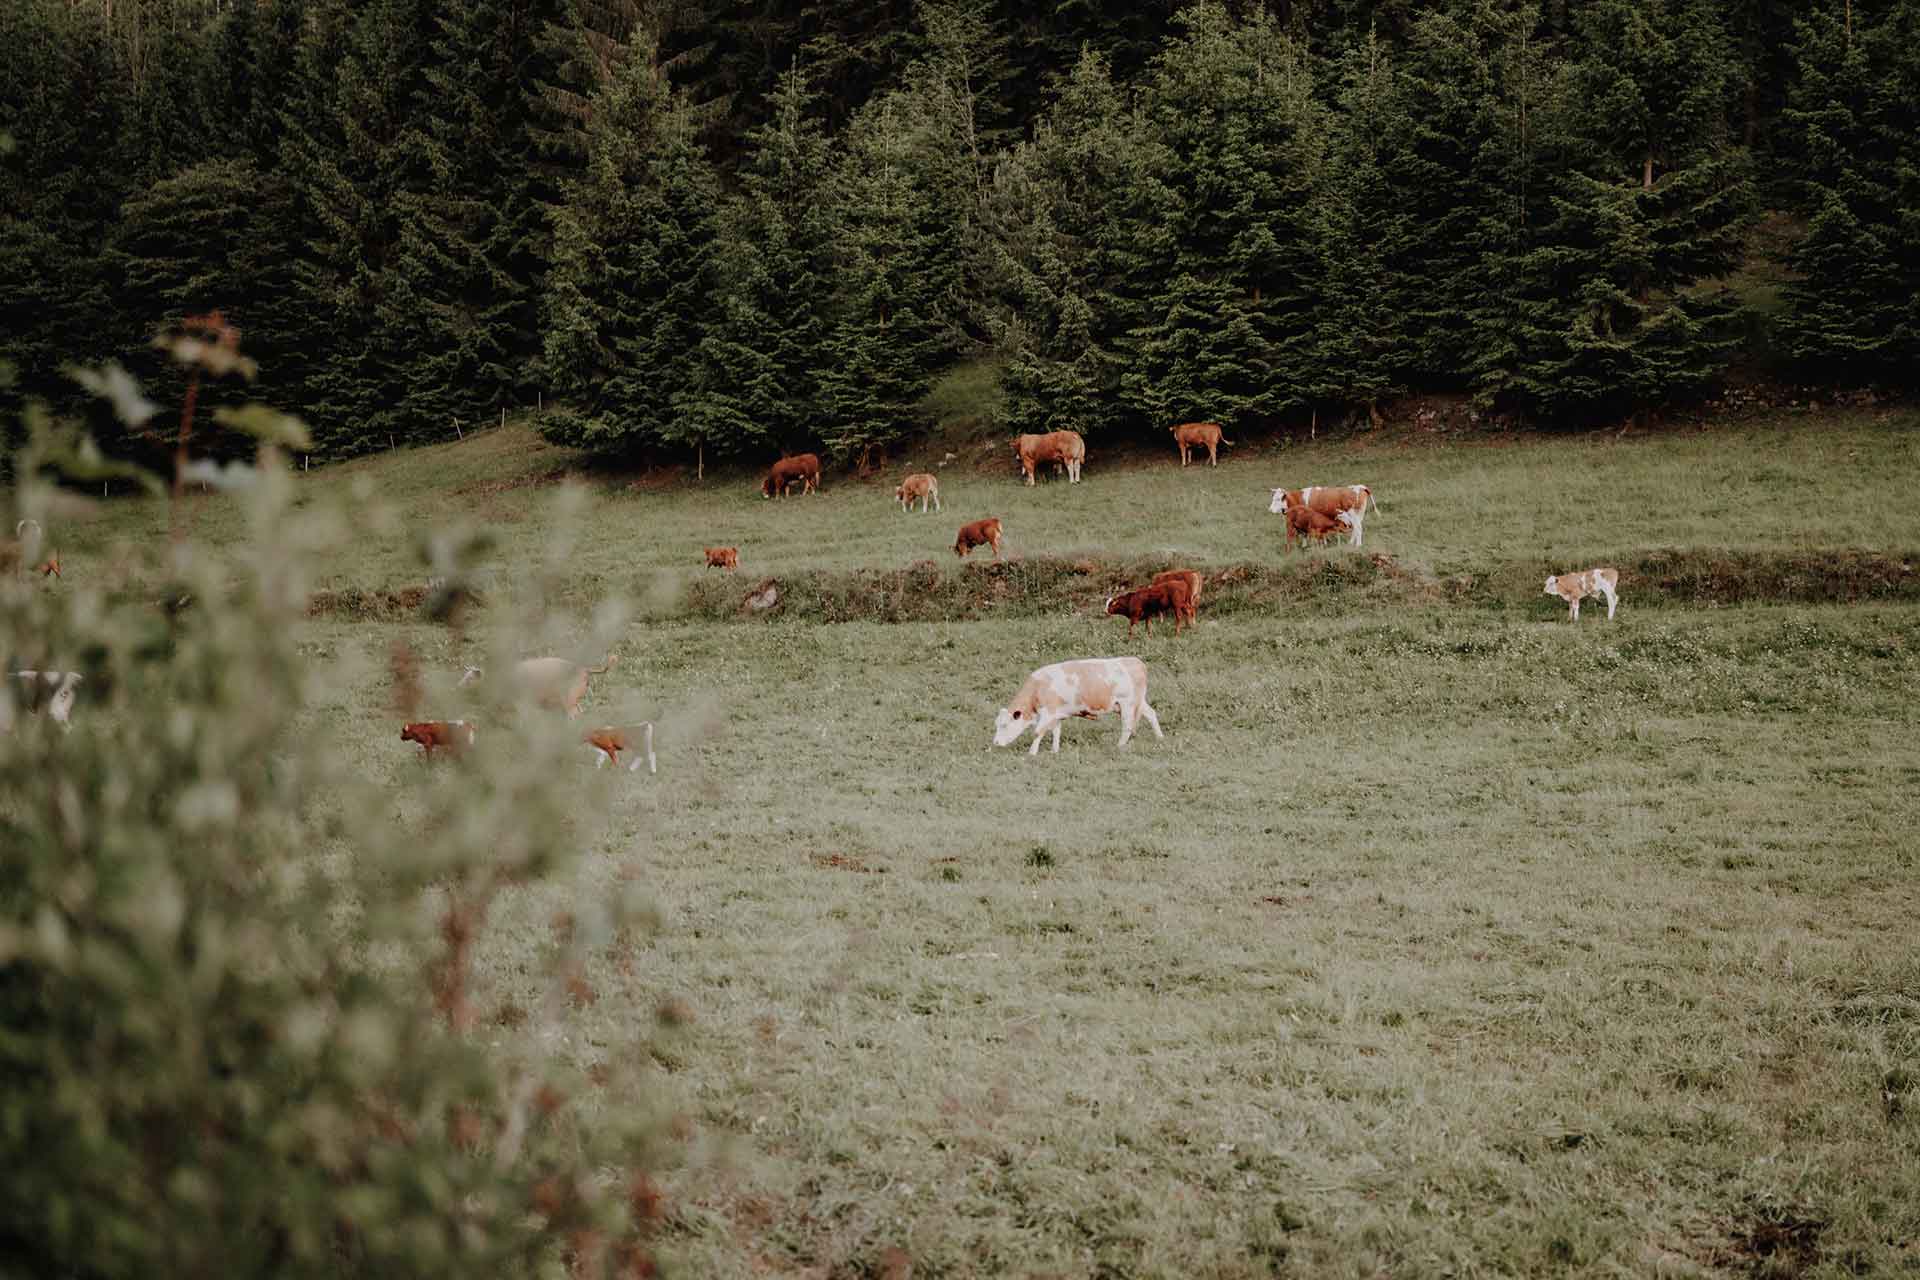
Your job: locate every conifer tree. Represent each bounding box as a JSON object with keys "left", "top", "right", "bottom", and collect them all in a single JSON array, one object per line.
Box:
[
  {"left": 1125, "top": 2, "right": 1327, "bottom": 430},
  {"left": 541, "top": 38, "right": 725, "bottom": 459},
  {"left": 693, "top": 69, "right": 839, "bottom": 459},
  {"left": 1775, "top": 0, "right": 1920, "bottom": 383}
]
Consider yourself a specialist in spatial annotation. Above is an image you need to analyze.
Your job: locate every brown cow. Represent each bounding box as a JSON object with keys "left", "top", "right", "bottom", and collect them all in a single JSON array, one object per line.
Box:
[
  {"left": 1012, "top": 431, "right": 1086, "bottom": 485},
  {"left": 584, "top": 723, "right": 656, "bottom": 773},
  {"left": 1151, "top": 568, "right": 1204, "bottom": 606},
  {"left": 895, "top": 473, "right": 941, "bottom": 513},
  {"left": 954, "top": 517, "right": 1003, "bottom": 559},
  {"left": 1104, "top": 578, "right": 1194, "bottom": 638},
  {"left": 703, "top": 546, "right": 739, "bottom": 570},
  {"left": 401, "top": 719, "right": 477, "bottom": 757},
  {"left": 1284, "top": 505, "right": 1351, "bottom": 550},
  {"left": 761, "top": 453, "right": 822, "bottom": 498},
  {"left": 1170, "top": 421, "right": 1232, "bottom": 467}
]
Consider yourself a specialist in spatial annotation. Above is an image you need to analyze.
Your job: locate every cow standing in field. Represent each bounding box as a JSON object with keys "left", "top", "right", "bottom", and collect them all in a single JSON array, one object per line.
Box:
[
  {"left": 896, "top": 473, "right": 940, "bottom": 513},
  {"left": 761, "top": 453, "right": 822, "bottom": 498},
  {"left": 1269, "top": 484, "right": 1375, "bottom": 547},
  {"left": 1013, "top": 431, "right": 1086, "bottom": 485},
  {"left": 954, "top": 517, "right": 1003, "bottom": 559},
  {"left": 1105, "top": 577, "right": 1196, "bottom": 638},
  {"left": 584, "top": 723, "right": 656, "bottom": 773},
  {"left": 1544, "top": 568, "right": 1620, "bottom": 621},
  {"left": 993, "top": 656, "right": 1163, "bottom": 755},
  {"left": 1151, "top": 568, "right": 1204, "bottom": 606},
  {"left": 401, "top": 719, "right": 476, "bottom": 757},
  {"left": 1170, "top": 422, "right": 1232, "bottom": 467},
  {"left": 703, "top": 547, "right": 739, "bottom": 570}
]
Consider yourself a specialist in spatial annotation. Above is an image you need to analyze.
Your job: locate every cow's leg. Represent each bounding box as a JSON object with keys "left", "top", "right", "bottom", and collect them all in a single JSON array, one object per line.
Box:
[
  {"left": 1207, "top": 444, "right": 1217, "bottom": 466},
  {"left": 1138, "top": 698, "right": 1164, "bottom": 739},
  {"left": 1347, "top": 510, "right": 1364, "bottom": 547},
  {"left": 1049, "top": 717, "right": 1065, "bottom": 752},
  {"left": 1117, "top": 702, "right": 1137, "bottom": 748},
  {"left": 1569, "top": 598, "right": 1581, "bottom": 621},
  {"left": 1601, "top": 584, "right": 1618, "bottom": 619}
]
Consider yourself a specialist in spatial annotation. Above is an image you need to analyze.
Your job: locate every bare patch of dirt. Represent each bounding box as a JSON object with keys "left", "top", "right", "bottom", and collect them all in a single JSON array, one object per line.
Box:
[
  {"left": 454, "top": 465, "right": 576, "bottom": 497},
  {"left": 814, "top": 853, "right": 875, "bottom": 873},
  {"left": 1717, "top": 1204, "right": 1826, "bottom": 1277}
]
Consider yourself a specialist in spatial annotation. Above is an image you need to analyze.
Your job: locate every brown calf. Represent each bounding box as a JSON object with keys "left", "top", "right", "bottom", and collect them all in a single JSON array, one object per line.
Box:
[
  {"left": 761, "top": 452, "right": 822, "bottom": 498},
  {"left": 1170, "top": 421, "right": 1232, "bottom": 467},
  {"left": 703, "top": 546, "right": 739, "bottom": 570},
  {"left": 1284, "top": 505, "right": 1350, "bottom": 549},
  {"left": 954, "top": 517, "right": 1003, "bottom": 559},
  {"left": 1104, "top": 578, "right": 1195, "bottom": 638},
  {"left": 401, "top": 719, "right": 476, "bottom": 756},
  {"left": 584, "top": 723, "right": 657, "bottom": 774},
  {"left": 1150, "top": 568, "right": 1204, "bottom": 607}
]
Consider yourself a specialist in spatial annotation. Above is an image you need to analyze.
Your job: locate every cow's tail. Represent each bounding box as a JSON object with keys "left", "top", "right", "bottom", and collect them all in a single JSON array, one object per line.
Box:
[
  {"left": 1362, "top": 486, "right": 1377, "bottom": 513},
  {"left": 587, "top": 652, "right": 618, "bottom": 675}
]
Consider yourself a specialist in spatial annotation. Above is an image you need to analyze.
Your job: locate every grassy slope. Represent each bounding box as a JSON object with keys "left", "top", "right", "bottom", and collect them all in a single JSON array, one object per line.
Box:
[{"left": 57, "top": 409, "right": 1920, "bottom": 1276}]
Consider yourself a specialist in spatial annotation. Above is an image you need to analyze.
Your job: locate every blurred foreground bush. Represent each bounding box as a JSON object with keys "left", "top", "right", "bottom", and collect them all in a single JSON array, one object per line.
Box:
[{"left": 1, "top": 363, "right": 673, "bottom": 1278}]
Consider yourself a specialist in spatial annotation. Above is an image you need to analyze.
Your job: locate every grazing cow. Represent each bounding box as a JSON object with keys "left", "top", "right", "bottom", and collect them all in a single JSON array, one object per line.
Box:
[
  {"left": 895, "top": 473, "right": 940, "bottom": 513},
  {"left": 1268, "top": 484, "right": 1376, "bottom": 547},
  {"left": 1104, "top": 578, "right": 1195, "bottom": 638},
  {"left": 401, "top": 719, "right": 476, "bottom": 756},
  {"left": 1151, "top": 568, "right": 1204, "bottom": 606},
  {"left": 761, "top": 453, "right": 822, "bottom": 499},
  {"left": 10, "top": 670, "right": 81, "bottom": 730},
  {"left": 1012, "top": 431, "right": 1086, "bottom": 485},
  {"left": 3, "top": 520, "right": 59, "bottom": 579},
  {"left": 1170, "top": 421, "right": 1232, "bottom": 467},
  {"left": 1544, "top": 567, "right": 1620, "bottom": 621},
  {"left": 954, "top": 517, "right": 1003, "bottom": 559},
  {"left": 1284, "top": 505, "right": 1352, "bottom": 550},
  {"left": 993, "top": 656, "right": 1163, "bottom": 755},
  {"left": 704, "top": 546, "right": 739, "bottom": 571},
  {"left": 462, "top": 654, "right": 618, "bottom": 719},
  {"left": 584, "top": 723, "right": 656, "bottom": 774}
]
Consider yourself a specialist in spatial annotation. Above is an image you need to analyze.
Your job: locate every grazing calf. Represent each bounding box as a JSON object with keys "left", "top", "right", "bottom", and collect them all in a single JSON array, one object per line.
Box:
[
  {"left": 1104, "top": 578, "right": 1195, "bottom": 638},
  {"left": 584, "top": 723, "right": 656, "bottom": 774},
  {"left": 761, "top": 452, "right": 821, "bottom": 498},
  {"left": 1269, "top": 484, "right": 1376, "bottom": 547},
  {"left": 895, "top": 473, "right": 940, "bottom": 513},
  {"left": 1284, "top": 505, "right": 1351, "bottom": 550},
  {"left": 954, "top": 517, "right": 1003, "bottom": 559},
  {"left": 704, "top": 546, "right": 739, "bottom": 571},
  {"left": 993, "top": 656, "right": 1163, "bottom": 755},
  {"left": 401, "top": 719, "right": 476, "bottom": 756},
  {"left": 463, "top": 654, "right": 618, "bottom": 718},
  {"left": 1544, "top": 568, "right": 1620, "bottom": 621},
  {"left": 10, "top": 670, "right": 81, "bottom": 730},
  {"left": 1170, "top": 421, "right": 1232, "bottom": 467},
  {"left": 1012, "top": 431, "right": 1086, "bottom": 485},
  {"left": 1151, "top": 568, "right": 1204, "bottom": 606}
]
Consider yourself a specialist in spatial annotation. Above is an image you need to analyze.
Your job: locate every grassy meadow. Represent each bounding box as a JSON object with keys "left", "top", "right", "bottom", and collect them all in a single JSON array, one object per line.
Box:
[{"left": 50, "top": 408, "right": 1920, "bottom": 1276}]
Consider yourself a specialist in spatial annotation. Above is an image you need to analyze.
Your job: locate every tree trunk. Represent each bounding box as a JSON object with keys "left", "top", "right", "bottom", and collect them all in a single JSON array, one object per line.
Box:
[
  {"left": 697, "top": 440, "right": 704, "bottom": 481},
  {"left": 1643, "top": 152, "right": 1654, "bottom": 191}
]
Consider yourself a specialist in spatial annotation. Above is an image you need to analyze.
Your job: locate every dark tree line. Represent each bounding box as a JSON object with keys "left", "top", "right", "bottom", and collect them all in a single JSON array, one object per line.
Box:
[{"left": 2, "top": 0, "right": 1915, "bottom": 467}]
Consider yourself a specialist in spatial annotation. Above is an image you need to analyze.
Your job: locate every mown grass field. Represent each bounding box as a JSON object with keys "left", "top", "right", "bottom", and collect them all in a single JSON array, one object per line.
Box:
[{"left": 55, "top": 408, "right": 1920, "bottom": 1276}]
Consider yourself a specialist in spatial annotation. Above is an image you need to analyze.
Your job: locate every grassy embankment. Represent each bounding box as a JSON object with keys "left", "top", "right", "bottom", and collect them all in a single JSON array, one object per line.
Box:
[{"left": 51, "top": 407, "right": 1920, "bottom": 1276}]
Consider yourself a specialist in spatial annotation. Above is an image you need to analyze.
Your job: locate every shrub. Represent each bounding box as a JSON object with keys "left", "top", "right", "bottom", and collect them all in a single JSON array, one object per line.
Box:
[{"left": 1, "top": 367, "right": 677, "bottom": 1277}]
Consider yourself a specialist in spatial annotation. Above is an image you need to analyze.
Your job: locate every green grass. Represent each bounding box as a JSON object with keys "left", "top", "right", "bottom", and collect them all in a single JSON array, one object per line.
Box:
[{"left": 50, "top": 408, "right": 1920, "bottom": 1276}]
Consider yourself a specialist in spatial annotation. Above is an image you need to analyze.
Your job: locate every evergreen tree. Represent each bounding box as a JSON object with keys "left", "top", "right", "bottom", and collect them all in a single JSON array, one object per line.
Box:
[
  {"left": 0, "top": 1, "right": 129, "bottom": 412},
  {"left": 1775, "top": 0, "right": 1920, "bottom": 383},
  {"left": 694, "top": 69, "right": 840, "bottom": 459},
  {"left": 1125, "top": 2, "right": 1327, "bottom": 430},
  {"left": 541, "top": 39, "right": 725, "bottom": 459},
  {"left": 985, "top": 50, "right": 1168, "bottom": 439}
]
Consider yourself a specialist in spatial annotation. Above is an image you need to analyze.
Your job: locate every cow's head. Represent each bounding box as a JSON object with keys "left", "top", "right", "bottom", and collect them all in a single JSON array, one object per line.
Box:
[
  {"left": 1268, "top": 488, "right": 1288, "bottom": 515},
  {"left": 993, "top": 707, "right": 1028, "bottom": 746},
  {"left": 1542, "top": 575, "right": 1559, "bottom": 595},
  {"left": 1103, "top": 594, "right": 1120, "bottom": 614},
  {"left": 761, "top": 474, "right": 776, "bottom": 498}
]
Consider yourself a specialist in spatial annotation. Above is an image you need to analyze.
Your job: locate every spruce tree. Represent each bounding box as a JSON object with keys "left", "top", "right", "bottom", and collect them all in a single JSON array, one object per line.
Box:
[
  {"left": 541, "top": 39, "right": 725, "bottom": 460},
  {"left": 1125, "top": 2, "right": 1327, "bottom": 431},
  {"left": 1775, "top": 0, "right": 1920, "bottom": 384}
]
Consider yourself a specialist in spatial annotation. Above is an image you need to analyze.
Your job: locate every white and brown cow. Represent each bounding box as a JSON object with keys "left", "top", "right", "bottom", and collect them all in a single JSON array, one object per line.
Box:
[
  {"left": 1268, "top": 484, "right": 1376, "bottom": 547},
  {"left": 992, "top": 657, "right": 1162, "bottom": 756},
  {"left": 895, "top": 472, "right": 941, "bottom": 513},
  {"left": 1012, "top": 431, "right": 1086, "bottom": 485},
  {"left": 1544, "top": 567, "right": 1620, "bottom": 621}
]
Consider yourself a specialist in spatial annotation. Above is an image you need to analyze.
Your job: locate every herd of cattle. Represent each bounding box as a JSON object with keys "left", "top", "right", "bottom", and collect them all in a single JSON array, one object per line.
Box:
[{"left": 4, "top": 431, "right": 1622, "bottom": 759}]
